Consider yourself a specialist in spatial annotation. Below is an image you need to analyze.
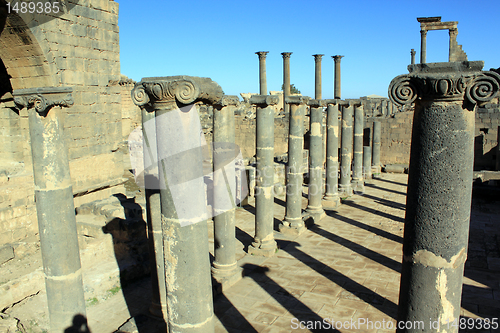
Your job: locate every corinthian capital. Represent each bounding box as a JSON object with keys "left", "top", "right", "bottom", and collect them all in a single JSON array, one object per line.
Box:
[
  {"left": 388, "top": 61, "right": 500, "bottom": 106},
  {"left": 13, "top": 87, "right": 74, "bottom": 115},
  {"left": 131, "top": 76, "right": 224, "bottom": 109}
]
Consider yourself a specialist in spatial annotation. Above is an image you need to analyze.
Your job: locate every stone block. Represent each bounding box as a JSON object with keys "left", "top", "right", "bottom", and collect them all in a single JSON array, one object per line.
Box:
[{"left": 0, "top": 245, "right": 14, "bottom": 264}]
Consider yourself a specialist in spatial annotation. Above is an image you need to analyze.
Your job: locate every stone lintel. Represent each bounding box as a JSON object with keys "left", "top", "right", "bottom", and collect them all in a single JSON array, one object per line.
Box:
[
  {"left": 324, "top": 99, "right": 348, "bottom": 106},
  {"left": 345, "top": 99, "right": 361, "bottom": 107},
  {"left": 417, "top": 16, "right": 441, "bottom": 23},
  {"left": 308, "top": 99, "right": 325, "bottom": 108},
  {"left": 217, "top": 95, "right": 239, "bottom": 107},
  {"left": 131, "top": 76, "right": 223, "bottom": 109},
  {"left": 420, "top": 21, "right": 458, "bottom": 31},
  {"left": 249, "top": 94, "right": 279, "bottom": 106},
  {"left": 13, "top": 86, "right": 74, "bottom": 114},
  {"left": 285, "top": 96, "right": 310, "bottom": 105}
]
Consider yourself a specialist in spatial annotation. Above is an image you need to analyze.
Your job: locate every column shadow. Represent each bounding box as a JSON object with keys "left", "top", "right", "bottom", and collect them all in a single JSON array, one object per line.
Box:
[
  {"left": 360, "top": 192, "right": 406, "bottom": 210},
  {"left": 64, "top": 314, "right": 91, "bottom": 333},
  {"left": 372, "top": 177, "right": 407, "bottom": 187},
  {"left": 213, "top": 291, "right": 259, "bottom": 332},
  {"left": 364, "top": 183, "right": 407, "bottom": 196},
  {"left": 341, "top": 199, "right": 404, "bottom": 223}
]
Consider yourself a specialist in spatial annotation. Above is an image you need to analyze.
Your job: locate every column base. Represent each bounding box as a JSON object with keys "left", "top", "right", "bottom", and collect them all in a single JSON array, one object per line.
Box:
[
  {"left": 305, "top": 206, "right": 326, "bottom": 223},
  {"left": 363, "top": 175, "right": 374, "bottom": 184},
  {"left": 248, "top": 240, "right": 277, "bottom": 257},
  {"left": 279, "top": 219, "right": 306, "bottom": 236},
  {"left": 338, "top": 184, "right": 353, "bottom": 197},
  {"left": 352, "top": 181, "right": 365, "bottom": 194},
  {"left": 323, "top": 194, "right": 341, "bottom": 209},
  {"left": 211, "top": 265, "right": 244, "bottom": 293},
  {"left": 372, "top": 165, "right": 382, "bottom": 177}
]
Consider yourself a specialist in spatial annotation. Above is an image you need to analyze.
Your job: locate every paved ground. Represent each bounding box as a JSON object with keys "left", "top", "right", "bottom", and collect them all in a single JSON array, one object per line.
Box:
[{"left": 4, "top": 173, "right": 499, "bottom": 332}]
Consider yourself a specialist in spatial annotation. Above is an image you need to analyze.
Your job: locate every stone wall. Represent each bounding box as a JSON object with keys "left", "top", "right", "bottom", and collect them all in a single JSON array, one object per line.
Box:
[
  {"left": 0, "top": 0, "right": 124, "bottom": 249},
  {"left": 474, "top": 103, "right": 500, "bottom": 170}
]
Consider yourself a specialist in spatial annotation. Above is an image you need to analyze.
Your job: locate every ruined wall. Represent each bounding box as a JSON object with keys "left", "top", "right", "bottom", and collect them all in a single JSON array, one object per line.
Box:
[
  {"left": 474, "top": 103, "right": 500, "bottom": 170},
  {"left": 0, "top": 0, "right": 123, "bottom": 250}
]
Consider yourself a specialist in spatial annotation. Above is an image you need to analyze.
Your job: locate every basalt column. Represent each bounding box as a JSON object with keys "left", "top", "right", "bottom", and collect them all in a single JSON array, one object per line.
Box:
[
  {"left": 352, "top": 103, "right": 364, "bottom": 192},
  {"left": 132, "top": 76, "right": 224, "bottom": 333},
  {"left": 339, "top": 102, "right": 354, "bottom": 196},
  {"left": 282, "top": 52, "right": 292, "bottom": 114},
  {"left": 363, "top": 146, "right": 373, "bottom": 184},
  {"left": 323, "top": 100, "right": 341, "bottom": 207},
  {"left": 212, "top": 95, "right": 243, "bottom": 289},
  {"left": 248, "top": 95, "right": 279, "bottom": 257},
  {"left": 389, "top": 62, "right": 500, "bottom": 332},
  {"left": 138, "top": 105, "right": 167, "bottom": 321},
  {"left": 306, "top": 99, "right": 326, "bottom": 221},
  {"left": 333, "top": 55, "right": 344, "bottom": 99},
  {"left": 13, "top": 87, "right": 86, "bottom": 333},
  {"left": 280, "top": 96, "right": 309, "bottom": 235},
  {"left": 256, "top": 51, "right": 269, "bottom": 95},
  {"left": 372, "top": 121, "right": 381, "bottom": 176}
]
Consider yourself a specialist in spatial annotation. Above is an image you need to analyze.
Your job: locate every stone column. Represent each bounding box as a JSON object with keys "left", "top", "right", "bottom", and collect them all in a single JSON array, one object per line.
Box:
[
  {"left": 449, "top": 28, "right": 458, "bottom": 62},
  {"left": 389, "top": 62, "right": 500, "bottom": 332},
  {"left": 306, "top": 99, "right": 326, "bottom": 221},
  {"left": 363, "top": 146, "right": 373, "bottom": 184},
  {"left": 212, "top": 95, "right": 243, "bottom": 289},
  {"left": 333, "top": 55, "right": 344, "bottom": 99},
  {"left": 280, "top": 96, "right": 309, "bottom": 235},
  {"left": 339, "top": 101, "right": 353, "bottom": 196},
  {"left": 313, "top": 54, "right": 323, "bottom": 100},
  {"left": 248, "top": 95, "right": 279, "bottom": 257},
  {"left": 323, "top": 100, "right": 341, "bottom": 207},
  {"left": 372, "top": 121, "right": 381, "bottom": 175},
  {"left": 496, "top": 126, "right": 500, "bottom": 171},
  {"left": 352, "top": 103, "right": 364, "bottom": 192},
  {"left": 411, "top": 48, "right": 416, "bottom": 64},
  {"left": 256, "top": 51, "right": 269, "bottom": 95},
  {"left": 420, "top": 30, "right": 427, "bottom": 64},
  {"left": 282, "top": 52, "right": 292, "bottom": 115},
  {"left": 139, "top": 106, "right": 167, "bottom": 321},
  {"left": 13, "top": 87, "right": 86, "bottom": 333},
  {"left": 132, "top": 76, "right": 224, "bottom": 333}
]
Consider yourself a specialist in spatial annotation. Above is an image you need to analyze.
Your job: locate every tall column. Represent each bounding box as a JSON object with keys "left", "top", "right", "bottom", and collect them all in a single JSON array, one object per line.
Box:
[
  {"left": 313, "top": 54, "right": 323, "bottom": 100},
  {"left": 132, "top": 76, "right": 224, "bottom": 333},
  {"left": 496, "top": 126, "right": 500, "bottom": 171},
  {"left": 13, "top": 87, "right": 86, "bottom": 333},
  {"left": 306, "top": 99, "right": 326, "bottom": 221},
  {"left": 212, "top": 95, "right": 243, "bottom": 290},
  {"left": 256, "top": 51, "right": 269, "bottom": 95},
  {"left": 411, "top": 48, "right": 416, "bottom": 64},
  {"left": 389, "top": 61, "right": 500, "bottom": 332},
  {"left": 280, "top": 96, "right": 309, "bottom": 235},
  {"left": 339, "top": 102, "right": 353, "bottom": 196},
  {"left": 420, "top": 30, "right": 427, "bottom": 64},
  {"left": 372, "top": 121, "right": 381, "bottom": 176},
  {"left": 323, "top": 100, "right": 341, "bottom": 207},
  {"left": 333, "top": 55, "right": 344, "bottom": 99},
  {"left": 139, "top": 106, "right": 167, "bottom": 321},
  {"left": 248, "top": 95, "right": 279, "bottom": 257},
  {"left": 282, "top": 52, "right": 292, "bottom": 115},
  {"left": 352, "top": 103, "right": 364, "bottom": 192},
  {"left": 363, "top": 146, "right": 373, "bottom": 184}
]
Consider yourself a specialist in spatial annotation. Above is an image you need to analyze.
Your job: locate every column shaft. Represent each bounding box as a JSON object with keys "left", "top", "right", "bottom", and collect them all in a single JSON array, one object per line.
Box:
[
  {"left": 306, "top": 103, "right": 325, "bottom": 220},
  {"left": 282, "top": 52, "right": 292, "bottom": 115},
  {"left": 281, "top": 100, "right": 306, "bottom": 235},
  {"left": 363, "top": 146, "right": 372, "bottom": 184},
  {"left": 313, "top": 54, "right": 323, "bottom": 100},
  {"left": 411, "top": 49, "right": 416, "bottom": 65},
  {"left": 372, "top": 121, "right": 381, "bottom": 175},
  {"left": 248, "top": 96, "right": 278, "bottom": 257},
  {"left": 256, "top": 51, "right": 269, "bottom": 95},
  {"left": 352, "top": 104, "right": 364, "bottom": 191},
  {"left": 324, "top": 103, "right": 340, "bottom": 205},
  {"left": 212, "top": 98, "right": 242, "bottom": 289},
  {"left": 14, "top": 88, "right": 86, "bottom": 333},
  {"left": 420, "top": 30, "right": 427, "bottom": 64},
  {"left": 333, "top": 55, "right": 344, "bottom": 99},
  {"left": 339, "top": 104, "right": 353, "bottom": 195}
]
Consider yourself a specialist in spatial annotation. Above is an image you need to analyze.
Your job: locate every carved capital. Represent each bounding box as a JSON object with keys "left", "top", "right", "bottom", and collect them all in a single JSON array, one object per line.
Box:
[
  {"left": 313, "top": 54, "right": 324, "bottom": 62},
  {"left": 256, "top": 51, "right": 269, "bottom": 60},
  {"left": 131, "top": 76, "right": 223, "bottom": 109},
  {"left": 13, "top": 87, "right": 73, "bottom": 115},
  {"left": 281, "top": 52, "right": 292, "bottom": 59},
  {"left": 332, "top": 55, "right": 344, "bottom": 63},
  {"left": 420, "top": 30, "right": 427, "bottom": 37},
  {"left": 411, "top": 49, "right": 416, "bottom": 56},
  {"left": 449, "top": 28, "right": 458, "bottom": 37},
  {"left": 249, "top": 95, "right": 279, "bottom": 106},
  {"left": 218, "top": 95, "right": 239, "bottom": 107},
  {"left": 388, "top": 61, "right": 500, "bottom": 106}
]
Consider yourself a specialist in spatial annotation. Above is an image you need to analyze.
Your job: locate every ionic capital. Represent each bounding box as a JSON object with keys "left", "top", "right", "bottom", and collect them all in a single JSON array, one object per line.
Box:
[
  {"left": 131, "top": 76, "right": 223, "bottom": 110},
  {"left": 13, "top": 87, "right": 73, "bottom": 115},
  {"left": 388, "top": 61, "right": 500, "bottom": 106}
]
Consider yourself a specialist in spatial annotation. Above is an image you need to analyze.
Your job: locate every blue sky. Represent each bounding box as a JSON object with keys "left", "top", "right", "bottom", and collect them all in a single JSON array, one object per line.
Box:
[{"left": 118, "top": 0, "right": 500, "bottom": 100}]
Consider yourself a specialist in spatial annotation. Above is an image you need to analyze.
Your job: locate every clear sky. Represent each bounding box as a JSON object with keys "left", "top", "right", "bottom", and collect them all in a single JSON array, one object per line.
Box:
[{"left": 118, "top": 0, "right": 500, "bottom": 100}]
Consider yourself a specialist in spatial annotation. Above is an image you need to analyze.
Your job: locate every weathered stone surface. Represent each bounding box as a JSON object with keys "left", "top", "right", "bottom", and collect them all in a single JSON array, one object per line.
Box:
[{"left": 0, "top": 245, "right": 14, "bottom": 265}]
